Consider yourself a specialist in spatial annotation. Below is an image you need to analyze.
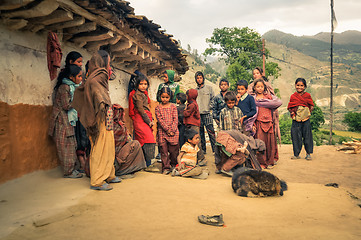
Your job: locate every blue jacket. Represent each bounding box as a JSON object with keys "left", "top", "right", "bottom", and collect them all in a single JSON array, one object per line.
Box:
[{"left": 237, "top": 94, "right": 257, "bottom": 119}]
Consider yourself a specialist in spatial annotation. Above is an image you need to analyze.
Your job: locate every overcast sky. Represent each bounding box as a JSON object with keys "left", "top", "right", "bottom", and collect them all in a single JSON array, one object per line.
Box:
[{"left": 130, "top": 0, "right": 361, "bottom": 53}]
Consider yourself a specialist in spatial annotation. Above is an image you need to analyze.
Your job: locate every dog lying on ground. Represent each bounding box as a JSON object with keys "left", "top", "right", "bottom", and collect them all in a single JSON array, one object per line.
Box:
[{"left": 232, "top": 167, "right": 287, "bottom": 197}]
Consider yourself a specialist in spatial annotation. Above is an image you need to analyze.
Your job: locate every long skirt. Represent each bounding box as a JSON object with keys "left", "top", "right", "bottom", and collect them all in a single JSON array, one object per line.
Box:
[
  {"left": 53, "top": 117, "right": 77, "bottom": 176},
  {"left": 115, "top": 140, "right": 146, "bottom": 176},
  {"left": 132, "top": 111, "right": 156, "bottom": 146},
  {"left": 89, "top": 116, "right": 116, "bottom": 187},
  {"left": 254, "top": 120, "right": 278, "bottom": 167}
]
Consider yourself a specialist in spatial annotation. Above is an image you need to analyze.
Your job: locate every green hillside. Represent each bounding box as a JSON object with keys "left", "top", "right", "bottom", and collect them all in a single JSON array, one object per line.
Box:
[{"left": 263, "top": 30, "right": 361, "bottom": 69}]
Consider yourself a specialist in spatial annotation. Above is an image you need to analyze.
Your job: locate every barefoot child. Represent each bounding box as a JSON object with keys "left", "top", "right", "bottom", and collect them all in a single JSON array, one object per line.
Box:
[
  {"left": 287, "top": 78, "right": 314, "bottom": 160},
  {"left": 129, "top": 72, "right": 157, "bottom": 168},
  {"left": 237, "top": 80, "right": 257, "bottom": 135},
  {"left": 155, "top": 87, "right": 179, "bottom": 174},
  {"left": 49, "top": 64, "right": 83, "bottom": 178},
  {"left": 172, "top": 128, "right": 209, "bottom": 179},
  {"left": 252, "top": 79, "right": 282, "bottom": 169}
]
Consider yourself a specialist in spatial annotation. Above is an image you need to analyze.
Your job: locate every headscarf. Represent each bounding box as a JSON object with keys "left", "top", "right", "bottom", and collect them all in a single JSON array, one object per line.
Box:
[
  {"left": 187, "top": 89, "right": 198, "bottom": 104},
  {"left": 165, "top": 70, "right": 175, "bottom": 83},
  {"left": 72, "top": 51, "right": 111, "bottom": 136},
  {"left": 287, "top": 92, "right": 314, "bottom": 110}
]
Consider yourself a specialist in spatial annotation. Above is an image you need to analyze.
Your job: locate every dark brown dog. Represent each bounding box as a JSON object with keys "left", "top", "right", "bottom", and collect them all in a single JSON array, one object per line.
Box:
[{"left": 232, "top": 167, "right": 287, "bottom": 197}]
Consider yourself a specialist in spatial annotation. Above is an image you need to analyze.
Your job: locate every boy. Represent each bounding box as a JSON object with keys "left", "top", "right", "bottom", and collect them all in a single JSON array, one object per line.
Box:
[
  {"left": 219, "top": 92, "right": 244, "bottom": 131},
  {"left": 195, "top": 71, "right": 216, "bottom": 155},
  {"left": 176, "top": 92, "right": 187, "bottom": 148},
  {"left": 211, "top": 79, "right": 229, "bottom": 127},
  {"left": 172, "top": 128, "right": 209, "bottom": 179},
  {"left": 236, "top": 80, "right": 257, "bottom": 135}
]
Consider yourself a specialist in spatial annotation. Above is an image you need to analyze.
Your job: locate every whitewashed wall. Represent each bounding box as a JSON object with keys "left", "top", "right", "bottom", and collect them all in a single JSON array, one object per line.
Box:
[{"left": 0, "top": 24, "right": 162, "bottom": 107}]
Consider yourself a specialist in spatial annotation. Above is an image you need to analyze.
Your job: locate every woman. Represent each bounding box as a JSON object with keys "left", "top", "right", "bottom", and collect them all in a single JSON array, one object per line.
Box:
[
  {"left": 248, "top": 67, "right": 275, "bottom": 95},
  {"left": 214, "top": 130, "right": 265, "bottom": 176},
  {"left": 112, "top": 104, "right": 146, "bottom": 176},
  {"left": 73, "top": 50, "right": 121, "bottom": 191}
]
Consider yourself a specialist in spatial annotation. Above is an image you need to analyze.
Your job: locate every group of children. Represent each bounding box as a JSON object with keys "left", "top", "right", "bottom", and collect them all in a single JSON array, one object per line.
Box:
[{"left": 49, "top": 50, "right": 315, "bottom": 189}]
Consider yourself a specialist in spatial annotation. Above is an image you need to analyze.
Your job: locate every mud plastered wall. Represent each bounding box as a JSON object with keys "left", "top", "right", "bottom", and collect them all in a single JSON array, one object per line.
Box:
[{"left": 0, "top": 25, "right": 162, "bottom": 183}]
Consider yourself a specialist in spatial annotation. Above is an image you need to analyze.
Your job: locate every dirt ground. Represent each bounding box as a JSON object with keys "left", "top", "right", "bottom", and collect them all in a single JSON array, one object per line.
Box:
[{"left": 0, "top": 144, "right": 360, "bottom": 240}]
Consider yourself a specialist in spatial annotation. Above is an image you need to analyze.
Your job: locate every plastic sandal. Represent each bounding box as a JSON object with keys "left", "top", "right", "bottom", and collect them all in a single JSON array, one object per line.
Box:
[
  {"left": 198, "top": 214, "right": 224, "bottom": 226},
  {"left": 220, "top": 169, "right": 233, "bottom": 177},
  {"left": 108, "top": 177, "right": 122, "bottom": 183},
  {"left": 64, "top": 170, "right": 83, "bottom": 179},
  {"left": 90, "top": 183, "right": 113, "bottom": 191}
]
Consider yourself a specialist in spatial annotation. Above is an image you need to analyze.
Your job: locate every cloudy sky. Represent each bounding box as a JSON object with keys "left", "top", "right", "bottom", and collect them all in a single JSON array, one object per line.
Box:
[{"left": 130, "top": 0, "right": 361, "bottom": 53}]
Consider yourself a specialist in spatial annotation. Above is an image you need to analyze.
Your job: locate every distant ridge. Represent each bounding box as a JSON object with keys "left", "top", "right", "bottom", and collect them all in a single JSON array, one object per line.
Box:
[
  {"left": 262, "top": 29, "right": 361, "bottom": 69},
  {"left": 305, "top": 30, "right": 361, "bottom": 45}
]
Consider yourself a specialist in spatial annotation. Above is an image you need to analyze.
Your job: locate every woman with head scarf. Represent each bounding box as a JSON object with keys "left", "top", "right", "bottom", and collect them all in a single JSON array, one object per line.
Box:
[
  {"left": 112, "top": 104, "right": 146, "bottom": 177},
  {"left": 73, "top": 50, "right": 121, "bottom": 191}
]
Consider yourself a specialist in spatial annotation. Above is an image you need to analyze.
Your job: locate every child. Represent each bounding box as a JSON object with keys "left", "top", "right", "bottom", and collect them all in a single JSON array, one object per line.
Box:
[
  {"left": 195, "top": 71, "right": 216, "bottom": 154},
  {"left": 211, "top": 79, "right": 229, "bottom": 126},
  {"left": 287, "top": 78, "right": 314, "bottom": 160},
  {"left": 252, "top": 79, "right": 282, "bottom": 169},
  {"left": 176, "top": 92, "right": 187, "bottom": 148},
  {"left": 155, "top": 87, "right": 179, "bottom": 174},
  {"left": 129, "top": 72, "right": 157, "bottom": 169},
  {"left": 183, "top": 89, "right": 205, "bottom": 164},
  {"left": 157, "top": 70, "right": 180, "bottom": 103},
  {"left": 172, "top": 128, "right": 209, "bottom": 179},
  {"left": 48, "top": 64, "right": 83, "bottom": 178},
  {"left": 219, "top": 91, "right": 244, "bottom": 131},
  {"left": 237, "top": 80, "right": 257, "bottom": 135}
]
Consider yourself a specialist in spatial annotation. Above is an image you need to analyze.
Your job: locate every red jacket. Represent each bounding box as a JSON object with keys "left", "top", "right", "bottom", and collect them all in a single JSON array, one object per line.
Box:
[{"left": 184, "top": 89, "right": 200, "bottom": 127}]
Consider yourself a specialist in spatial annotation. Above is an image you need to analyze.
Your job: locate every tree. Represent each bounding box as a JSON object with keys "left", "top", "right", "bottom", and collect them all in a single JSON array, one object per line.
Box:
[
  {"left": 310, "top": 102, "right": 325, "bottom": 131},
  {"left": 204, "top": 27, "right": 280, "bottom": 87},
  {"left": 343, "top": 112, "right": 361, "bottom": 132}
]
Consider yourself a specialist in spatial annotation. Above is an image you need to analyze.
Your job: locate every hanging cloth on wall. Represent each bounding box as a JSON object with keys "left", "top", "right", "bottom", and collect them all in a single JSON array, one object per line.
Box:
[{"left": 47, "top": 31, "right": 63, "bottom": 80}]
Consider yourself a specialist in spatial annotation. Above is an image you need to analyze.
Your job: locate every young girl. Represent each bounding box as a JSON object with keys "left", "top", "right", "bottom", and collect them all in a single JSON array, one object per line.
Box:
[
  {"left": 252, "top": 79, "right": 282, "bottom": 169},
  {"left": 129, "top": 72, "right": 157, "bottom": 168},
  {"left": 287, "top": 78, "right": 314, "bottom": 160},
  {"left": 155, "top": 87, "right": 179, "bottom": 174},
  {"left": 48, "top": 64, "right": 83, "bottom": 178}
]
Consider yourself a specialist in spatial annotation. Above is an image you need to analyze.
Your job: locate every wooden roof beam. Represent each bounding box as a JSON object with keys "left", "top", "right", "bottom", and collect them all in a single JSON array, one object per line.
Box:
[
  {"left": 110, "top": 37, "right": 132, "bottom": 52},
  {"left": 84, "top": 34, "right": 122, "bottom": 53},
  {"left": 2, "top": 18, "right": 28, "bottom": 30},
  {"left": 65, "top": 21, "right": 96, "bottom": 34},
  {"left": 46, "top": 15, "right": 85, "bottom": 30},
  {"left": 30, "top": 9, "right": 73, "bottom": 26},
  {"left": 0, "top": 0, "right": 35, "bottom": 11},
  {"left": 2, "top": 0, "right": 59, "bottom": 18},
  {"left": 72, "top": 30, "right": 114, "bottom": 43}
]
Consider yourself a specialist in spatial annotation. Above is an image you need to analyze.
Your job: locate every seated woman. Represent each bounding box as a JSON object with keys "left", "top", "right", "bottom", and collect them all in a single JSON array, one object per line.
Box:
[
  {"left": 113, "top": 104, "right": 146, "bottom": 177},
  {"left": 215, "top": 130, "right": 265, "bottom": 176}
]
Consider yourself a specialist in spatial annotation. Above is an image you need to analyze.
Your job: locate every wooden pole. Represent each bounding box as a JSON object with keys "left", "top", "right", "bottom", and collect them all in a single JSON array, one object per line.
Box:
[
  {"left": 262, "top": 39, "right": 266, "bottom": 75},
  {"left": 329, "top": 0, "right": 334, "bottom": 144}
]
